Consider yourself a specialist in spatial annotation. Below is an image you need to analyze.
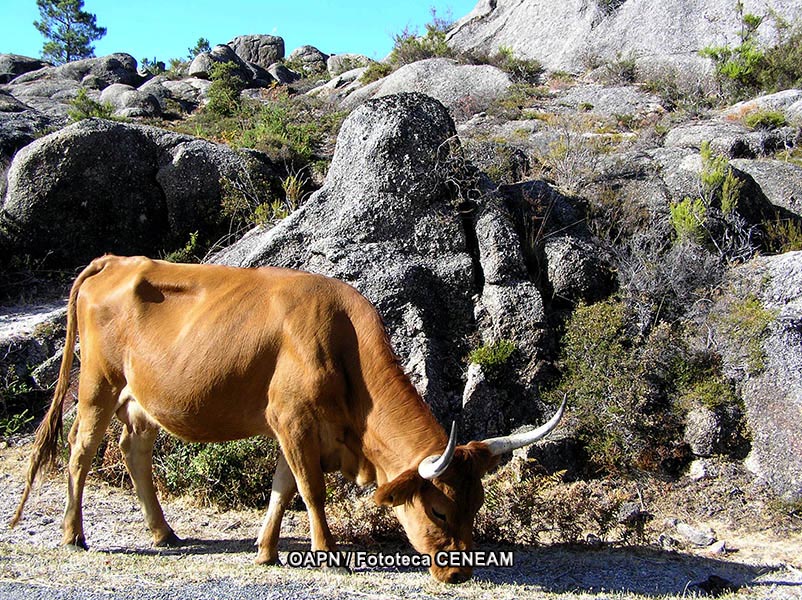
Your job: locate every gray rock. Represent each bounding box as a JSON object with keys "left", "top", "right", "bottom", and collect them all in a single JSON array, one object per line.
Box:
[
  {"left": 188, "top": 45, "right": 252, "bottom": 82},
  {"left": 99, "top": 83, "right": 161, "bottom": 118},
  {"left": 676, "top": 522, "right": 717, "bottom": 547},
  {"left": 543, "top": 235, "right": 613, "bottom": 303},
  {"left": 446, "top": 0, "right": 802, "bottom": 73},
  {"left": 554, "top": 84, "right": 664, "bottom": 120},
  {"left": 1, "top": 118, "right": 276, "bottom": 265},
  {"left": 288, "top": 45, "right": 329, "bottom": 74},
  {"left": 228, "top": 35, "right": 285, "bottom": 69},
  {"left": 213, "top": 93, "right": 485, "bottom": 429},
  {"left": 720, "top": 252, "right": 802, "bottom": 501},
  {"left": 267, "top": 63, "right": 301, "bottom": 84},
  {"left": 684, "top": 406, "right": 722, "bottom": 457},
  {"left": 327, "top": 53, "right": 373, "bottom": 77},
  {"left": 0, "top": 96, "right": 61, "bottom": 164},
  {"left": 10, "top": 53, "right": 141, "bottom": 89},
  {"left": 341, "top": 58, "right": 511, "bottom": 121},
  {"left": 730, "top": 158, "right": 802, "bottom": 218},
  {"left": 0, "top": 54, "right": 49, "bottom": 84},
  {"left": 161, "top": 77, "right": 212, "bottom": 109},
  {"left": 306, "top": 67, "right": 367, "bottom": 101},
  {"left": 0, "top": 303, "right": 67, "bottom": 412},
  {"left": 461, "top": 363, "right": 507, "bottom": 439},
  {"left": 720, "top": 89, "right": 802, "bottom": 120},
  {"left": 662, "top": 120, "right": 791, "bottom": 158}
]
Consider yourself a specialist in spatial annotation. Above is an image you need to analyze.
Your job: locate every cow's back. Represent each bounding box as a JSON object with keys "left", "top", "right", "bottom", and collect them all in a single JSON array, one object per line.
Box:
[{"left": 75, "top": 256, "right": 357, "bottom": 442}]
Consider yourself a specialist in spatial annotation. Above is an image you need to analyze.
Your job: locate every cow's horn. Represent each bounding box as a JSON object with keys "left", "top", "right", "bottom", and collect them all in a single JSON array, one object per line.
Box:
[
  {"left": 481, "top": 395, "right": 567, "bottom": 457},
  {"left": 418, "top": 421, "right": 458, "bottom": 480}
]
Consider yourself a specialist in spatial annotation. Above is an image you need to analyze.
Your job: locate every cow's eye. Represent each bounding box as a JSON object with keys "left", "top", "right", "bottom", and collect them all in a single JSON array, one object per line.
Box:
[{"left": 431, "top": 507, "right": 447, "bottom": 523}]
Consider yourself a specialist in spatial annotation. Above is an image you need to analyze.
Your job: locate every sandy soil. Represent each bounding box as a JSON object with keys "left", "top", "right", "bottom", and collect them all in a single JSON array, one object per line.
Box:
[{"left": 1, "top": 440, "right": 801, "bottom": 600}]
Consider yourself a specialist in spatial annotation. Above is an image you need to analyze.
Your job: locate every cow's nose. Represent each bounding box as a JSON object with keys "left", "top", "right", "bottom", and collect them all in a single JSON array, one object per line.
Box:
[{"left": 447, "top": 570, "right": 471, "bottom": 584}]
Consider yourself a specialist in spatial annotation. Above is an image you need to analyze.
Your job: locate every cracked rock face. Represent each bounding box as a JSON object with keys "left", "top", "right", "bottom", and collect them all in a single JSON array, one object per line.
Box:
[{"left": 213, "top": 92, "right": 602, "bottom": 438}]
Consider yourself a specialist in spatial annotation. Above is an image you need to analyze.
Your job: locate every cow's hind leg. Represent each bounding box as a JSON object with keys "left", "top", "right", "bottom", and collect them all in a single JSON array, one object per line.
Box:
[
  {"left": 255, "top": 452, "right": 297, "bottom": 565},
  {"left": 63, "top": 380, "right": 116, "bottom": 548},
  {"left": 117, "top": 396, "right": 180, "bottom": 547}
]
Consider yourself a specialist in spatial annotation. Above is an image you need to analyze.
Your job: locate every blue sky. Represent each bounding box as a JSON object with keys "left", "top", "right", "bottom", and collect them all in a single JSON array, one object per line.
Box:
[{"left": 0, "top": 1, "right": 478, "bottom": 64}]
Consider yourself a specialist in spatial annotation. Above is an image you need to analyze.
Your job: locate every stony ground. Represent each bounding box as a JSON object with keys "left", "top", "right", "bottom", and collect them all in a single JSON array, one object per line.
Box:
[{"left": 1, "top": 441, "right": 801, "bottom": 600}]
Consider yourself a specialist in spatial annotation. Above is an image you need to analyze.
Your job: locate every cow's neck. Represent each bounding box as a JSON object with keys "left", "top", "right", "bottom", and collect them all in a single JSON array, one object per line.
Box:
[{"left": 361, "top": 360, "right": 448, "bottom": 485}]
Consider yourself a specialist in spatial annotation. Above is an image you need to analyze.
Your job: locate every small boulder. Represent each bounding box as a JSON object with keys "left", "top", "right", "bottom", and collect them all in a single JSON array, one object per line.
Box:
[
  {"left": 188, "top": 45, "right": 252, "bottom": 82},
  {"left": 228, "top": 34, "right": 285, "bottom": 69},
  {"left": 99, "top": 83, "right": 161, "bottom": 118},
  {"left": 288, "top": 45, "right": 329, "bottom": 75},
  {"left": 341, "top": 58, "right": 511, "bottom": 121},
  {"left": 327, "top": 53, "right": 373, "bottom": 77}
]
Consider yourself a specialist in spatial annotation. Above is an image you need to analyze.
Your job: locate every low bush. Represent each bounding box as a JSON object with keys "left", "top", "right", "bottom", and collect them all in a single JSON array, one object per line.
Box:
[
  {"left": 743, "top": 109, "right": 787, "bottom": 130},
  {"left": 205, "top": 61, "right": 247, "bottom": 117},
  {"left": 67, "top": 88, "right": 116, "bottom": 122}
]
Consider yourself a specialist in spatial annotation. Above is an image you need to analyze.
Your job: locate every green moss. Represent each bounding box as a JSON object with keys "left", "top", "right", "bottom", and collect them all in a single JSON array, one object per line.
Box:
[
  {"left": 743, "top": 109, "right": 788, "bottom": 130},
  {"left": 469, "top": 339, "right": 516, "bottom": 369},
  {"left": 717, "top": 294, "right": 776, "bottom": 374}
]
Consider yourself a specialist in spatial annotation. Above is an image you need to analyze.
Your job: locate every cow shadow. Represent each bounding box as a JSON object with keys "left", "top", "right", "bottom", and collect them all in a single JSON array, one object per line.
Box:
[
  {"left": 103, "top": 538, "right": 800, "bottom": 597},
  {"left": 470, "top": 544, "right": 798, "bottom": 597},
  {"left": 103, "top": 536, "right": 311, "bottom": 557}
]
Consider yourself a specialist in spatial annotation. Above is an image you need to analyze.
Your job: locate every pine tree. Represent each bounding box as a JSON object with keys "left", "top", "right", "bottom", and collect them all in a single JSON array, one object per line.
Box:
[{"left": 34, "top": 0, "right": 107, "bottom": 65}]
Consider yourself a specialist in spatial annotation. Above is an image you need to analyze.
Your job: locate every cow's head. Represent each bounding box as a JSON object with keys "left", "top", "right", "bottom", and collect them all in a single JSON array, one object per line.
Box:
[{"left": 374, "top": 398, "right": 566, "bottom": 583}]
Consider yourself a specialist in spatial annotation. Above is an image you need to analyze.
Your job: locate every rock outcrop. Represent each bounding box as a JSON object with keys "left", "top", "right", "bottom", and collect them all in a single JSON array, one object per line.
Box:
[
  {"left": 1, "top": 118, "right": 276, "bottom": 265},
  {"left": 214, "top": 92, "right": 607, "bottom": 439},
  {"left": 447, "top": 0, "right": 802, "bottom": 73},
  {"left": 340, "top": 58, "right": 511, "bottom": 120},
  {"left": 718, "top": 252, "right": 802, "bottom": 502}
]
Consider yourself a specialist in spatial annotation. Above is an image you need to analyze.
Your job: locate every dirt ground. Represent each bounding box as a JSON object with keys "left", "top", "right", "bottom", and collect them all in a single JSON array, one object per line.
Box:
[{"left": 1, "top": 440, "right": 801, "bottom": 600}]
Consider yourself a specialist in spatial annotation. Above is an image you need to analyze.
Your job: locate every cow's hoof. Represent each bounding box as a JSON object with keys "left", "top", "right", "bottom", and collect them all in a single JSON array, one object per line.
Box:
[
  {"left": 64, "top": 537, "right": 88, "bottom": 551},
  {"left": 154, "top": 531, "right": 183, "bottom": 548},
  {"left": 255, "top": 552, "right": 281, "bottom": 566}
]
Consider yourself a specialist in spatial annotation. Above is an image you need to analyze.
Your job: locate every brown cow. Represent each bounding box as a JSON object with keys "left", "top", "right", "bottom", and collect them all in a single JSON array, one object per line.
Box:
[{"left": 11, "top": 255, "right": 565, "bottom": 583}]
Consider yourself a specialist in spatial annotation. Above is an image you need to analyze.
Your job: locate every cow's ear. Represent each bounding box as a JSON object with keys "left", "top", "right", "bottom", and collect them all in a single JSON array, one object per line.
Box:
[{"left": 374, "top": 469, "right": 422, "bottom": 507}]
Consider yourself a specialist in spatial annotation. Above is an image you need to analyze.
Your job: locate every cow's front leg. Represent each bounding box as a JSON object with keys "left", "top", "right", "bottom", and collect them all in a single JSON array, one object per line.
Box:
[{"left": 256, "top": 452, "right": 297, "bottom": 565}]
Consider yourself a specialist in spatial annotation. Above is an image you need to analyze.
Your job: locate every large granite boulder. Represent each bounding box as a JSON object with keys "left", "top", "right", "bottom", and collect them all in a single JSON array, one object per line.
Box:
[
  {"left": 716, "top": 252, "right": 802, "bottom": 502},
  {"left": 0, "top": 54, "right": 49, "bottom": 84},
  {"left": 340, "top": 58, "right": 511, "bottom": 121},
  {"left": 228, "top": 35, "right": 285, "bottom": 69},
  {"left": 1, "top": 118, "right": 276, "bottom": 265},
  {"left": 446, "top": 0, "right": 802, "bottom": 73}
]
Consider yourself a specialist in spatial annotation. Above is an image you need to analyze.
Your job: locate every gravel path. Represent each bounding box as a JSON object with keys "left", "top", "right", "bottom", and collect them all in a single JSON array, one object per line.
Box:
[{"left": 2, "top": 444, "right": 801, "bottom": 600}]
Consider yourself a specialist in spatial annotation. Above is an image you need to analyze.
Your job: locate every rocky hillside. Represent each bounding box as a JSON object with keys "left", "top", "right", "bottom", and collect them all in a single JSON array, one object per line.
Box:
[
  {"left": 448, "top": 0, "right": 802, "bottom": 72},
  {"left": 1, "top": 2, "right": 801, "bottom": 526}
]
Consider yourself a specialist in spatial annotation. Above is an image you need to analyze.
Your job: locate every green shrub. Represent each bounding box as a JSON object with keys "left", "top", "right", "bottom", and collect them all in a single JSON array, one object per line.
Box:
[
  {"left": 486, "top": 83, "right": 549, "bottom": 119},
  {"left": 670, "top": 197, "right": 707, "bottom": 243},
  {"left": 360, "top": 61, "right": 393, "bottom": 84},
  {"left": 389, "top": 9, "right": 454, "bottom": 66},
  {"left": 205, "top": 61, "right": 247, "bottom": 117},
  {"left": 472, "top": 46, "right": 543, "bottom": 84},
  {"left": 67, "top": 87, "right": 116, "bottom": 122},
  {"left": 162, "top": 231, "right": 200, "bottom": 263},
  {"left": 755, "top": 21, "right": 802, "bottom": 91},
  {"left": 743, "top": 109, "right": 788, "bottom": 130},
  {"left": 700, "top": 1, "right": 765, "bottom": 100},
  {"left": 763, "top": 214, "right": 802, "bottom": 253},
  {"left": 546, "top": 300, "right": 688, "bottom": 475},
  {"left": 153, "top": 435, "right": 280, "bottom": 509}
]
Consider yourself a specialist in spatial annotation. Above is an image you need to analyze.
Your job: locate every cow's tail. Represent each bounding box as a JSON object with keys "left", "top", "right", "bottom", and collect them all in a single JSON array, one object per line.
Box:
[{"left": 10, "top": 257, "right": 108, "bottom": 528}]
